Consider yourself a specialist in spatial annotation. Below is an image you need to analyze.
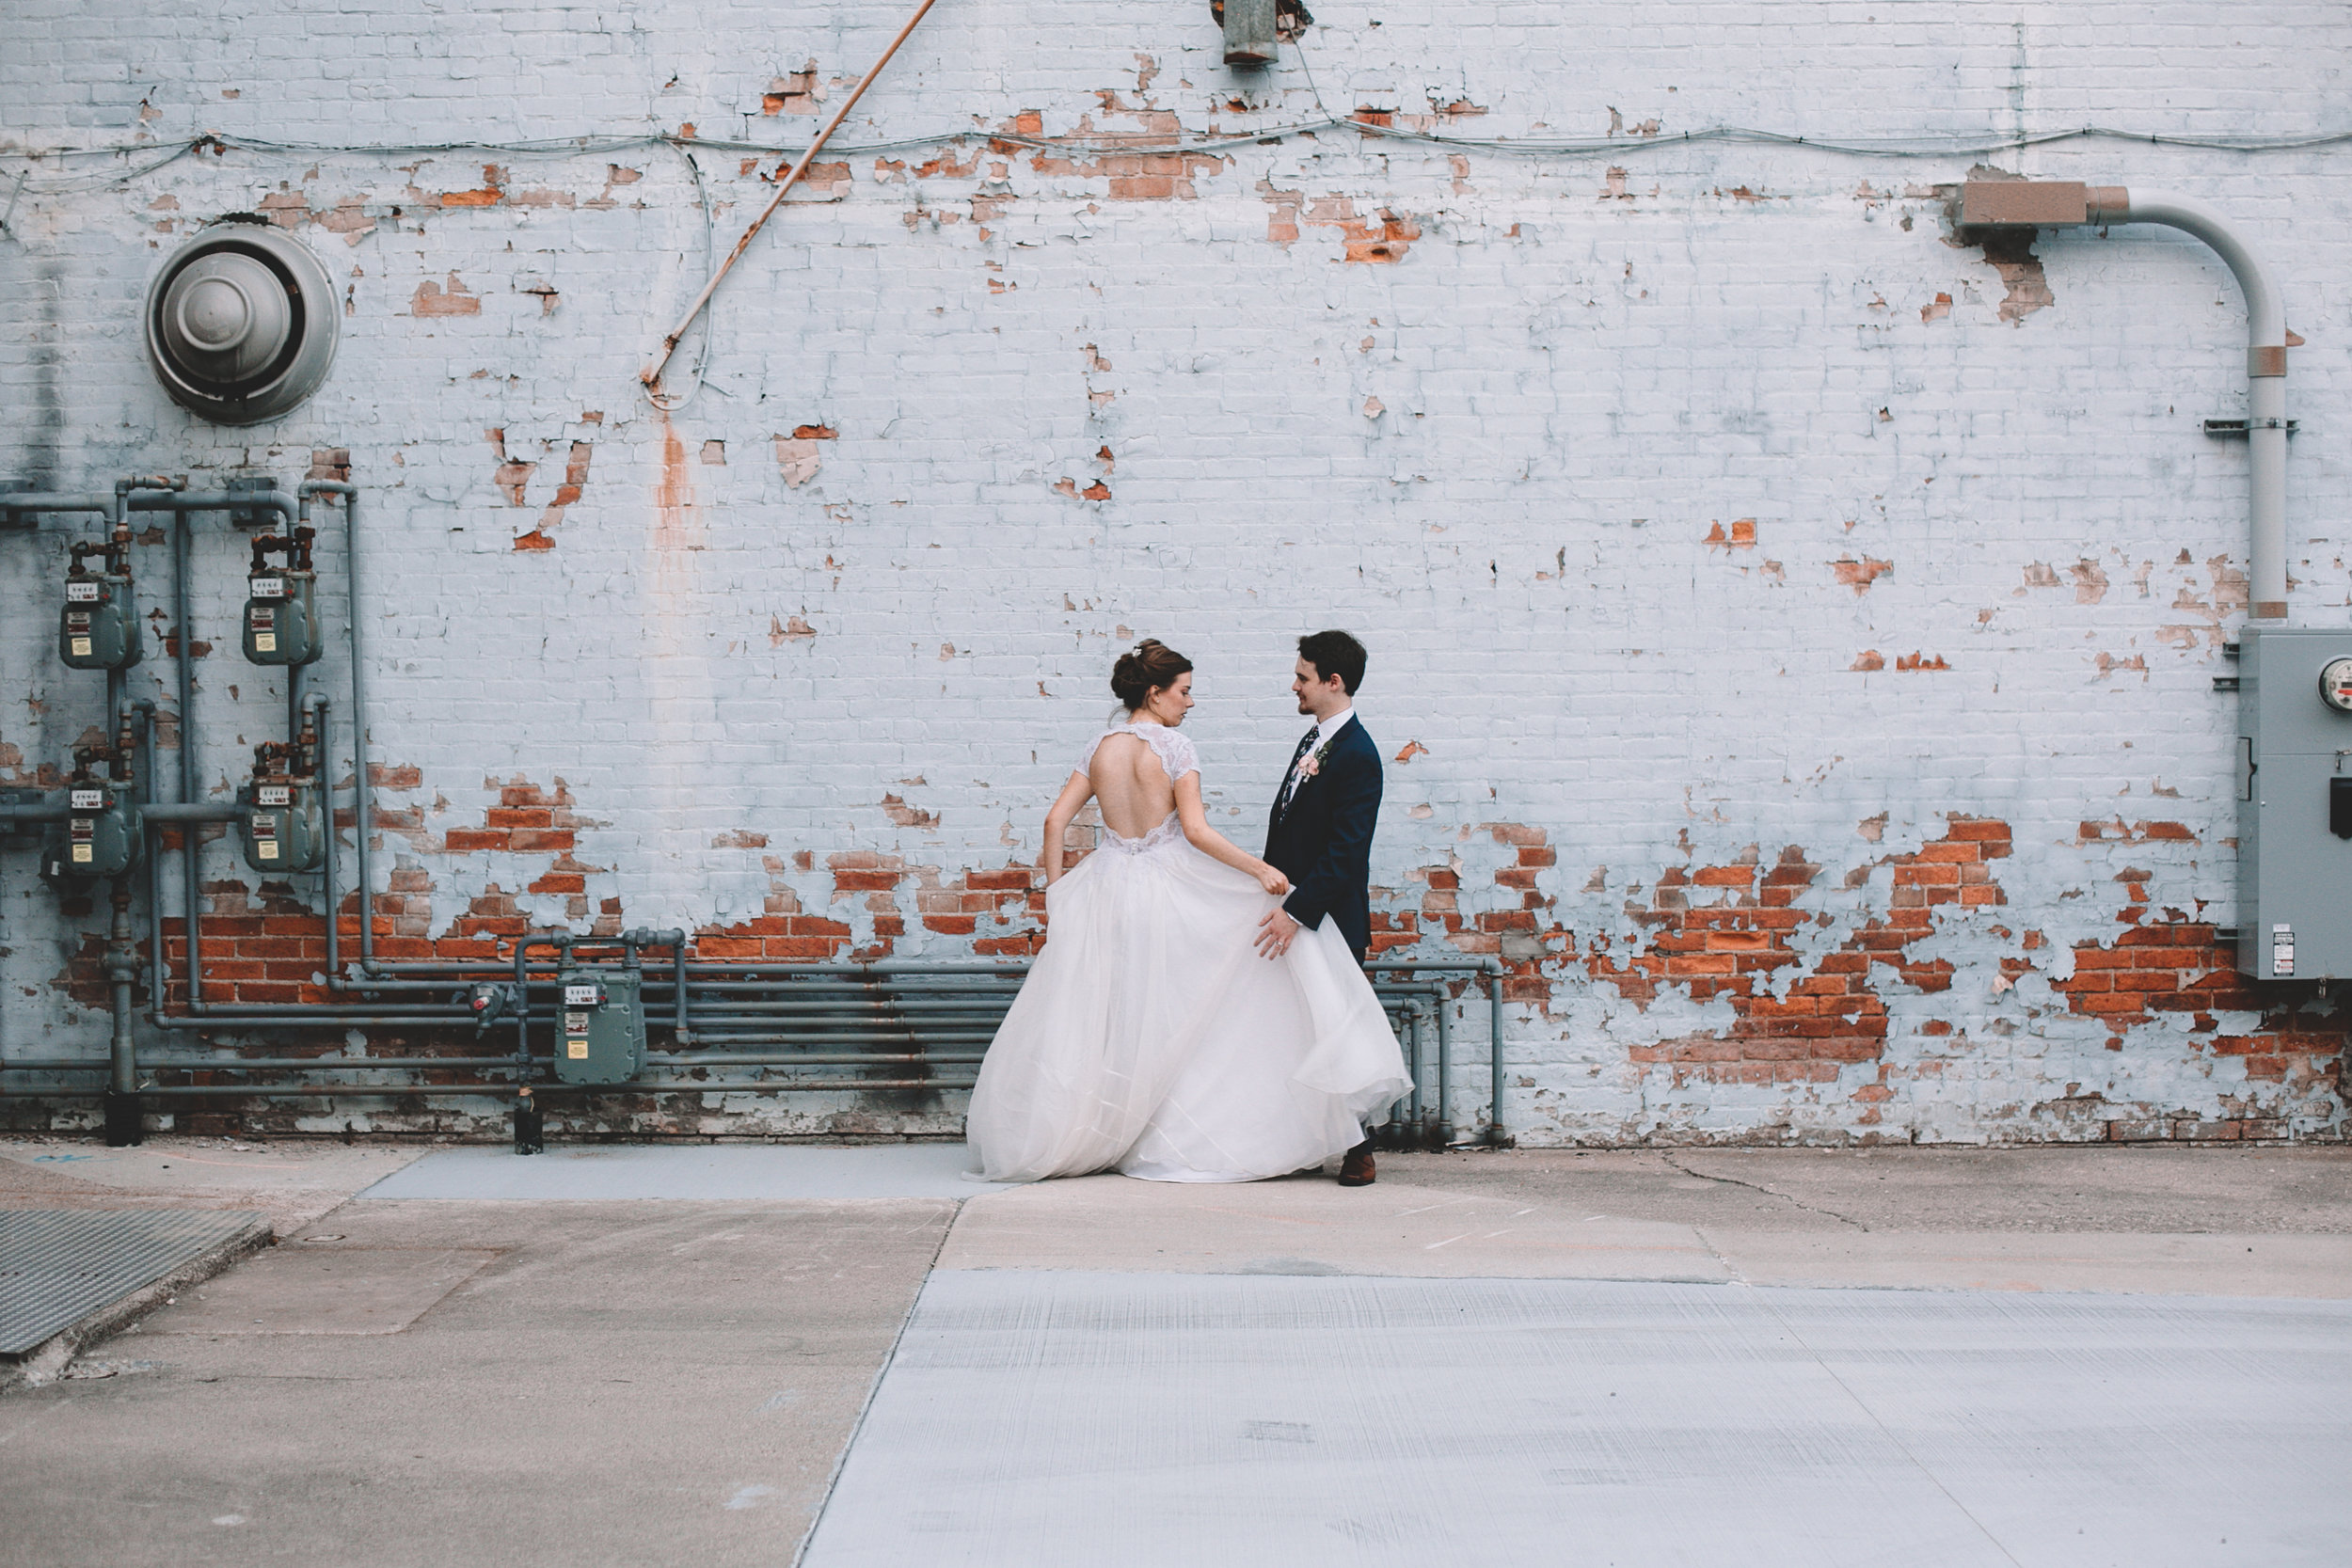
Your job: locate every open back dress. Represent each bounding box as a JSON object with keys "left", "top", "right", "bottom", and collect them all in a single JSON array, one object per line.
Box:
[{"left": 965, "top": 721, "right": 1411, "bottom": 1183}]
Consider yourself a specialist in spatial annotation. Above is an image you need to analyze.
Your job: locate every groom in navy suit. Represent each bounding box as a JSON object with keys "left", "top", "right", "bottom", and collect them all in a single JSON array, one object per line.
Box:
[{"left": 1256, "top": 629, "right": 1387, "bottom": 1186}]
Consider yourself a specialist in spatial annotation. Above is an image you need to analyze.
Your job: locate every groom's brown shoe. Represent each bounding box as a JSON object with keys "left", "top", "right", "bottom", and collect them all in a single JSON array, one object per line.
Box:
[{"left": 1338, "top": 1145, "right": 1375, "bottom": 1187}]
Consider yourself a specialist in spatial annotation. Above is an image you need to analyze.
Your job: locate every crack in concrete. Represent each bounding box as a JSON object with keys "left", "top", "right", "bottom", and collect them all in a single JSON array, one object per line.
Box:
[{"left": 1661, "top": 1154, "right": 1870, "bottom": 1231}]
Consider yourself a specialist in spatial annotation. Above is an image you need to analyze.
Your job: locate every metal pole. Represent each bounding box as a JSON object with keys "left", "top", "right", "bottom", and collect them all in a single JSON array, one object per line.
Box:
[
  {"left": 642, "top": 0, "right": 944, "bottom": 389},
  {"left": 1488, "top": 969, "right": 1508, "bottom": 1147},
  {"left": 299, "top": 483, "right": 373, "bottom": 972},
  {"left": 1433, "top": 985, "right": 1454, "bottom": 1146}
]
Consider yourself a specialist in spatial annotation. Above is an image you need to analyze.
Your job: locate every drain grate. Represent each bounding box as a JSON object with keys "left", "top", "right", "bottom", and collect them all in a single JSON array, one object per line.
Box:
[{"left": 1, "top": 1209, "right": 268, "bottom": 1356}]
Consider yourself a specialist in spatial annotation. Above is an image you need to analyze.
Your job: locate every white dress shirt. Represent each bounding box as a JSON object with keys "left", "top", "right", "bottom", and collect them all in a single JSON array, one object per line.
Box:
[{"left": 1279, "top": 706, "right": 1355, "bottom": 810}]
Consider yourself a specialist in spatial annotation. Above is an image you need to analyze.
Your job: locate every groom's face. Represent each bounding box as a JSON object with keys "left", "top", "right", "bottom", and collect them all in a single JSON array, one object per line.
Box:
[{"left": 1293, "top": 657, "right": 1346, "bottom": 718}]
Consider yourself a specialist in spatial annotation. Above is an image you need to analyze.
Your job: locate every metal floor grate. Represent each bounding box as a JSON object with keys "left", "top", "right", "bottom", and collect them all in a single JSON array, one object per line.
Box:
[{"left": 0, "top": 1208, "right": 267, "bottom": 1356}]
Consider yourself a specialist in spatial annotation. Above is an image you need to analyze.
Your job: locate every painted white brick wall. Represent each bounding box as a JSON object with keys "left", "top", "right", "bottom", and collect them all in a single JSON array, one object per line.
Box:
[{"left": 3, "top": 1, "right": 2348, "bottom": 1142}]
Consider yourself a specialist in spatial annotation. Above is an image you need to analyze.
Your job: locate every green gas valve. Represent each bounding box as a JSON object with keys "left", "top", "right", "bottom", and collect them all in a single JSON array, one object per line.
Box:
[
  {"left": 243, "top": 528, "right": 324, "bottom": 666},
  {"left": 241, "top": 776, "right": 326, "bottom": 872},
  {"left": 40, "top": 780, "right": 142, "bottom": 885},
  {"left": 552, "top": 965, "right": 646, "bottom": 1083},
  {"left": 60, "top": 542, "right": 141, "bottom": 672}
]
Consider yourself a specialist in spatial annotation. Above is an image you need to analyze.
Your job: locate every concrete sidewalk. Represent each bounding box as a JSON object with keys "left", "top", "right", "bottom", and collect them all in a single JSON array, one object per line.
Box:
[{"left": 1, "top": 1140, "right": 2346, "bottom": 1567}]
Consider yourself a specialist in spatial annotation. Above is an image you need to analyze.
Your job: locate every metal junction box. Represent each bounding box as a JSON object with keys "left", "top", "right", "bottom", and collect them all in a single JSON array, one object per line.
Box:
[
  {"left": 60, "top": 573, "right": 141, "bottom": 671},
  {"left": 551, "top": 966, "right": 645, "bottom": 1083},
  {"left": 244, "top": 569, "right": 323, "bottom": 666},
  {"left": 40, "top": 782, "right": 142, "bottom": 885},
  {"left": 2237, "top": 627, "right": 2352, "bottom": 980},
  {"left": 240, "top": 777, "right": 326, "bottom": 873}
]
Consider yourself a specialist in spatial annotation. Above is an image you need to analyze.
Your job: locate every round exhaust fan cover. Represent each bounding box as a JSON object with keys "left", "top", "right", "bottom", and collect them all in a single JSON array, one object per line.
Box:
[{"left": 145, "top": 223, "right": 338, "bottom": 425}]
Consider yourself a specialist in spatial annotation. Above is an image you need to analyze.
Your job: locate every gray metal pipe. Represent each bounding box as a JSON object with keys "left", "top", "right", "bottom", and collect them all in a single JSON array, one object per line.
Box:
[
  {"left": 0, "top": 492, "right": 116, "bottom": 514},
  {"left": 649, "top": 1053, "right": 989, "bottom": 1065},
  {"left": 126, "top": 490, "right": 294, "bottom": 524},
  {"left": 1488, "top": 969, "right": 1506, "bottom": 1146},
  {"left": 143, "top": 802, "right": 245, "bottom": 823},
  {"left": 0, "top": 1079, "right": 978, "bottom": 1099},
  {"left": 2099, "top": 190, "right": 2288, "bottom": 619},
  {"left": 9, "top": 1052, "right": 987, "bottom": 1071},
  {"left": 1, "top": 1056, "right": 529, "bottom": 1071},
  {"left": 1960, "top": 181, "right": 2289, "bottom": 620},
  {"left": 299, "top": 483, "right": 374, "bottom": 971},
  {"left": 146, "top": 1021, "right": 474, "bottom": 1033},
  {"left": 1432, "top": 988, "right": 1454, "bottom": 1145},
  {"left": 136, "top": 702, "right": 164, "bottom": 1006}
]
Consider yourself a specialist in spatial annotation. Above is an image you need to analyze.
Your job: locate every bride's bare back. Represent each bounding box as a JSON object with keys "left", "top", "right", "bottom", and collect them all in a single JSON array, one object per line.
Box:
[{"left": 1089, "top": 732, "right": 1175, "bottom": 839}]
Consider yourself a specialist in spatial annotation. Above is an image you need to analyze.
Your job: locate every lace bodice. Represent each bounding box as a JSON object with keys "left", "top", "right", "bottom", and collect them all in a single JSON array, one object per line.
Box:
[
  {"left": 1078, "top": 721, "right": 1199, "bottom": 784},
  {"left": 1079, "top": 723, "right": 1199, "bottom": 854}
]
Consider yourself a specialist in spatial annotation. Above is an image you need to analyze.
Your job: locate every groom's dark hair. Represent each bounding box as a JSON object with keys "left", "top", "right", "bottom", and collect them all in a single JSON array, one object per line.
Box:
[{"left": 1297, "top": 629, "right": 1367, "bottom": 695}]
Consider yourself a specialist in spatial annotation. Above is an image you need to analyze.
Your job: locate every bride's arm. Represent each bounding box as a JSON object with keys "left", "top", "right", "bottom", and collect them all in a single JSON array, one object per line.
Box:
[
  {"left": 1174, "top": 774, "right": 1290, "bottom": 896},
  {"left": 1040, "top": 771, "right": 1094, "bottom": 886}
]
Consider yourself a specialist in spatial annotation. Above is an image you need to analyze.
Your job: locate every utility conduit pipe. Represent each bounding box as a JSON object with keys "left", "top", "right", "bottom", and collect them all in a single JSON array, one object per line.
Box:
[
  {"left": 296, "top": 482, "right": 377, "bottom": 978},
  {"left": 641, "top": 0, "right": 943, "bottom": 392},
  {"left": 1959, "top": 181, "right": 2290, "bottom": 619},
  {"left": 123, "top": 487, "right": 300, "bottom": 1021}
]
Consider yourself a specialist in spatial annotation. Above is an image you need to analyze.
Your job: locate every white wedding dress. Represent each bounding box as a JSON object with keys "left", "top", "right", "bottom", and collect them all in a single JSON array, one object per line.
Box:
[{"left": 965, "top": 722, "right": 1412, "bottom": 1183}]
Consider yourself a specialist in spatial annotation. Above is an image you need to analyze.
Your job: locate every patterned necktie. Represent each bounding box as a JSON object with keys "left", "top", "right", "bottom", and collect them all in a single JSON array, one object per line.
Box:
[{"left": 1277, "top": 724, "right": 1319, "bottom": 816}]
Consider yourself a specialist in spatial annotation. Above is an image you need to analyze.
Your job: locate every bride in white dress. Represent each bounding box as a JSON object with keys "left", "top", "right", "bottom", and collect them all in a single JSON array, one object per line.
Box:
[{"left": 966, "top": 640, "right": 1412, "bottom": 1183}]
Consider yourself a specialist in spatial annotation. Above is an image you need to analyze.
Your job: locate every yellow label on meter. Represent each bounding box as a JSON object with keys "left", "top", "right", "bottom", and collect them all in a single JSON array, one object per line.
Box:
[
  {"left": 567, "top": 1038, "right": 590, "bottom": 1059},
  {"left": 72, "top": 845, "right": 92, "bottom": 863},
  {"left": 71, "top": 637, "right": 92, "bottom": 657},
  {"left": 254, "top": 632, "right": 277, "bottom": 653},
  {"left": 258, "top": 841, "right": 278, "bottom": 860}
]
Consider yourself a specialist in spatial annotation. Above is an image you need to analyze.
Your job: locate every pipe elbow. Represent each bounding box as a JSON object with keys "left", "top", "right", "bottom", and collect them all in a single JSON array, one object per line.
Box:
[{"left": 2118, "top": 189, "right": 2284, "bottom": 350}]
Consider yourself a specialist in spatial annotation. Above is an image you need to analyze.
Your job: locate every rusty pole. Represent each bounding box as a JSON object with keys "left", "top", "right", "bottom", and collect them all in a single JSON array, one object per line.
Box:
[{"left": 641, "top": 0, "right": 943, "bottom": 391}]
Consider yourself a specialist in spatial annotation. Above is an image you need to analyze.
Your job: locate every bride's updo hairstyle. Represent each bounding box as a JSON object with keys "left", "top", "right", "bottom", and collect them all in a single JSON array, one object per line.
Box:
[{"left": 1111, "top": 639, "right": 1193, "bottom": 711}]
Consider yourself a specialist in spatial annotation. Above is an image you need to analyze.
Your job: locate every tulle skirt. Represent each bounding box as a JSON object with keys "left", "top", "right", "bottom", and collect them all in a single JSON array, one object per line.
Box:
[{"left": 965, "top": 830, "right": 1412, "bottom": 1183}]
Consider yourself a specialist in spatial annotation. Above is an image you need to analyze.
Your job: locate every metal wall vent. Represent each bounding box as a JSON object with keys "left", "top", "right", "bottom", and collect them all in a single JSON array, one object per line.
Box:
[{"left": 144, "top": 220, "right": 338, "bottom": 425}]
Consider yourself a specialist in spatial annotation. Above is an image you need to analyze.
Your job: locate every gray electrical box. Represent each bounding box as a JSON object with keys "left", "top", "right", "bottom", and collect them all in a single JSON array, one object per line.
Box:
[
  {"left": 551, "top": 965, "right": 645, "bottom": 1083},
  {"left": 2236, "top": 627, "right": 2352, "bottom": 980}
]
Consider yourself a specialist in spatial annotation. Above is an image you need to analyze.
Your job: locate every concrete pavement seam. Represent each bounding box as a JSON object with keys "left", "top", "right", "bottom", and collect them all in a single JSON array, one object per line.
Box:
[
  {"left": 787, "top": 1196, "right": 964, "bottom": 1568},
  {"left": 1740, "top": 1280, "right": 2027, "bottom": 1568}
]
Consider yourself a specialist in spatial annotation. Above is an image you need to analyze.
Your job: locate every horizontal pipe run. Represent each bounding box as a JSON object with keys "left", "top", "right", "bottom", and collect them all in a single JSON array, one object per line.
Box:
[
  {"left": 0, "top": 492, "right": 121, "bottom": 514},
  {"left": 7, "top": 1052, "right": 991, "bottom": 1072},
  {"left": 140, "top": 802, "right": 245, "bottom": 824},
  {"left": 0, "top": 1080, "right": 978, "bottom": 1099},
  {"left": 124, "top": 490, "right": 295, "bottom": 521},
  {"left": 662, "top": 1036, "right": 1000, "bottom": 1047},
  {"left": 648, "top": 1053, "right": 987, "bottom": 1065},
  {"left": 4, "top": 1056, "right": 527, "bottom": 1071},
  {"left": 149, "top": 1013, "right": 480, "bottom": 1028}
]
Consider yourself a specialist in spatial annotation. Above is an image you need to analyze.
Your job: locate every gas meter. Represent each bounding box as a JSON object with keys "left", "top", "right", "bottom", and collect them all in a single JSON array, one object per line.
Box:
[
  {"left": 240, "top": 775, "right": 325, "bottom": 872},
  {"left": 60, "top": 540, "right": 141, "bottom": 671},
  {"left": 40, "top": 779, "right": 141, "bottom": 885},
  {"left": 243, "top": 528, "right": 324, "bottom": 666},
  {"left": 551, "top": 963, "right": 646, "bottom": 1083},
  {"left": 239, "top": 718, "right": 326, "bottom": 873}
]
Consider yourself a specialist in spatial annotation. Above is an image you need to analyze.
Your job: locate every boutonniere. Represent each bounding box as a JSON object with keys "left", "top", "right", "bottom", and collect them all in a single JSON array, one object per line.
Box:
[{"left": 1297, "top": 736, "right": 1337, "bottom": 780}]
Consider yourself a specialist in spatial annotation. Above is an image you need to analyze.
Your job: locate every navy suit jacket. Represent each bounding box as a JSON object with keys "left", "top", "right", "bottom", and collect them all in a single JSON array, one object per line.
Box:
[{"left": 1264, "top": 715, "right": 1382, "bottom": 959}]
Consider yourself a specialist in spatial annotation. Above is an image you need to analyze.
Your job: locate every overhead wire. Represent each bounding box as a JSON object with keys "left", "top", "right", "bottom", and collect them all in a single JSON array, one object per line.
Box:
[
  {"left": 5, "top": 120, "right": 2350, "bottom": 199},
  {"left": 645, "top": 140, "right": 716, "bottom": 412}
]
